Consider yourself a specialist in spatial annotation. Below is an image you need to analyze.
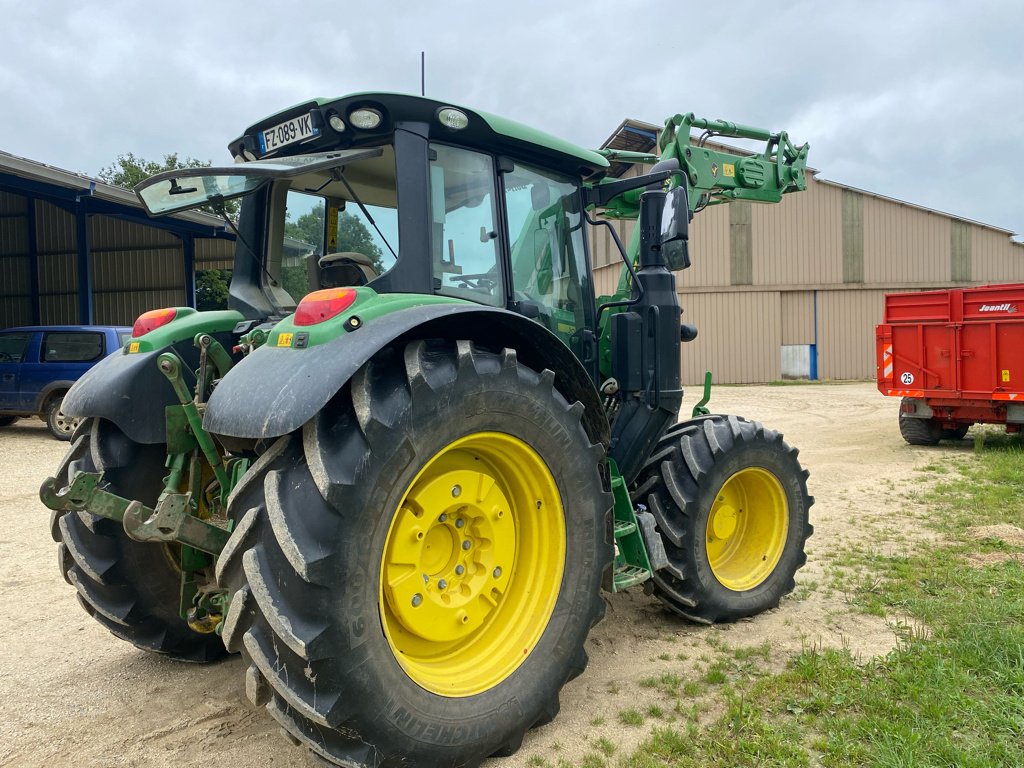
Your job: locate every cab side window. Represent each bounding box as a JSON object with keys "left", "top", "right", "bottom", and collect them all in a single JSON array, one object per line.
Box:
[{"left": 429, "top": 144, "right": 503, "bottom": 306}]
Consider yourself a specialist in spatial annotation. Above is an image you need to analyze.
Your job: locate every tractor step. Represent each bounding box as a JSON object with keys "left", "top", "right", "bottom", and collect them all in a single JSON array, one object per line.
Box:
[
  {"left": 613, "top": 520, "right": 637, "bottom": 537},
  {"left": 613, "top": 565, "right": 650, "bottom": 591}
]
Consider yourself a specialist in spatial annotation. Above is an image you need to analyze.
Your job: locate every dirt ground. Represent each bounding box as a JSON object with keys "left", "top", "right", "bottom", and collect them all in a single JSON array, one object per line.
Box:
[{"left": 0, "top": 383, "right": 961, "bottom": 767}]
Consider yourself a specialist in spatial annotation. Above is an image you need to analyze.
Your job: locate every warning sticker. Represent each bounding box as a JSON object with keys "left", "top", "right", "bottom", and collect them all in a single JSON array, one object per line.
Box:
[
  {"left": 1003, "top": 370, "right": 1011, "bottom": 383},
  {"left": 900, "top": 372, "right": 915, "bottom": 385},
  {"left": 128, "top": 342, "right": 140, "bottom": 354},
  {"left": 723, "top": 163, "right": 735, "bottom": 178},
  {"left": 277, "top": 333, "right": 294, "bottom": 348}
]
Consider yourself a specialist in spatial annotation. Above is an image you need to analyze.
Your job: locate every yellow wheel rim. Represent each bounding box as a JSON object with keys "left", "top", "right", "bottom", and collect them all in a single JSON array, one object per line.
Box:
[
  {"left": 705, "top": 468, "right": 788, "bottom": 591},
  {"left": 379, "top": 432, "right": 565, "bottom": 697}
]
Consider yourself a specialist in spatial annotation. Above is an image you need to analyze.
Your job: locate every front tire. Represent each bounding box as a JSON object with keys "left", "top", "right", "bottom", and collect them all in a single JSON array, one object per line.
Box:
[
  {"left": 632, "top": 415, "right": 813, "bottom": 623},
  {"left": 216, "top": 339, "right": 611, "bottom": 767},
  {"left": 50, "top": 418, "right": 227, "bottom": 662}
]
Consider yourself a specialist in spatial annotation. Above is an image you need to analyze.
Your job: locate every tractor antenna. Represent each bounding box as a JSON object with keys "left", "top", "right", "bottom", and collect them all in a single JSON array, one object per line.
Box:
[{"left": 420, "top": 51, "right": 425, "bottom": 96}]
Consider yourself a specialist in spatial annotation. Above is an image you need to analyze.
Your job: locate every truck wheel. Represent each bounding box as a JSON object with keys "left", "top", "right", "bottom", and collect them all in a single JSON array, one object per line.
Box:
[
  {"left": 51, "top": 418, "right": 227, "bottom": 662},
  {"left": 898, "top": 413, "right": 942, "bottom": 445},
  {"left": 216, "top": 339, "right": 611, "bottom": 766},
  {"left": 631, "top": 415, "right": 813, "bottom": 623},
  {"left": 46, "top": 394, "right": 78, "bottom": 441}
]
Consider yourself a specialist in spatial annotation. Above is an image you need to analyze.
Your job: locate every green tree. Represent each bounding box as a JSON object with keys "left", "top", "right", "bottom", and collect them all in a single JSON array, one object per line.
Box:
[
  {"left": 196, "top": 269, "right": 231, "bottom": 310},
  {"left": 99, "top": 152, "right": 239, "bottom": 217},
  {"left": 284, "top": 203, "right": 385, "bottom": 273}
]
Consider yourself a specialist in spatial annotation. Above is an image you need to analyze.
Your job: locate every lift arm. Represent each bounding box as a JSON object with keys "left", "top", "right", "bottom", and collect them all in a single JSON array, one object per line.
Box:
[{"left": 594, "top": 112, "right": 809, "bottom": 221}]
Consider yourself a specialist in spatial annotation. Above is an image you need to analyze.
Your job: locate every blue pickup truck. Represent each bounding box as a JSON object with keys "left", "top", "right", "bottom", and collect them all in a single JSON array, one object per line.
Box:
[{"left": 0, "top": 325, "right": 131, "bottom": 439}]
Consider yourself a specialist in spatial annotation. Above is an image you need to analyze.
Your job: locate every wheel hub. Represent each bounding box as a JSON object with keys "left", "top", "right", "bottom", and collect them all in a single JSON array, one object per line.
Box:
[
  {"left": 384, "top": 469, "right": 514, "bottom": 643},
  {"left": 705, "top": 467, "right": 788, "bottom": 592},
  {"left": 379, "top": 432, "right": 565, "bottom": 697}
]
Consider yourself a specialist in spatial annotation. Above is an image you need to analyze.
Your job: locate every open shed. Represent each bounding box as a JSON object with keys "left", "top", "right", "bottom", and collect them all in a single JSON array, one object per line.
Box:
[{"left": 0, "top": 151, "right": 235, "bottom": 328}]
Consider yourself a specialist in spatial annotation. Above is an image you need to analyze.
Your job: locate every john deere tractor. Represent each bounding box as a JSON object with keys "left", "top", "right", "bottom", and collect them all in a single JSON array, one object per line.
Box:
[{"left": 41, "top": 93, "right": 812, "bottom": 766}]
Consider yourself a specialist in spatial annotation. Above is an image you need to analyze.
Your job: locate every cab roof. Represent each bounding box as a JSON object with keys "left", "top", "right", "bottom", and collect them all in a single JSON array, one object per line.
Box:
[{"left": 231, "top": 92, "right": 609, "bottom": 181}]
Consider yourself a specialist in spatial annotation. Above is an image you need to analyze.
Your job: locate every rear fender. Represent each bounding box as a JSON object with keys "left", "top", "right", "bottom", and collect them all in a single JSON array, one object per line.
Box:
[
  {"left": 62, "top": 310, "right": 243, "bottom": 444},
  {"left": 203, "top": 304, "right": 609, "bottom": 446}
]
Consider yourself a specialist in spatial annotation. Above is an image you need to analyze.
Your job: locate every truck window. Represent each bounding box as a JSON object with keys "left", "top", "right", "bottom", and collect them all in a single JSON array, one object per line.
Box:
[
  {"left": 0, "top": 332, "right": 30, "bottom": 363},
  {"left": 42, "top": 332, "right": 104, "bottom": 363},
  {"left": 429, "top": 144, "right": 504, "bottom": 307},
  {"left": 503, "top": 163, "right": 593, "bottom": 340}
]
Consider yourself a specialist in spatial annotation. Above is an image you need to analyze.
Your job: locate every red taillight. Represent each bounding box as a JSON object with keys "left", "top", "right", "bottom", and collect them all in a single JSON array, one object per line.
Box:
[
  {"left": 132, "top": 308, "right": 178, "bottom": 337},
  {"left": 294, "top": 288, "right": 357, "bottom": 326}
]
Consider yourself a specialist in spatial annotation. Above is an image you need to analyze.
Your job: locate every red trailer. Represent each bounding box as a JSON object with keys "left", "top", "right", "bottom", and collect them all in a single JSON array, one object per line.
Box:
[{"left": 876, "top": 284, "right": 1024, "bottom": 445}]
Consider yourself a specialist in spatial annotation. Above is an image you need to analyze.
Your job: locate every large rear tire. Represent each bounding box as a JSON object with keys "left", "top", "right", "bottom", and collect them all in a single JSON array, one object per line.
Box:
[
  {"left": 632, "top": 415, "right": 813, "bottom": 624},
  {"left": 216, "top": 339, "right": 611, "bottom": 767},
  {"left": 50, "top": 418, "right": 227, "bottom": 662}
]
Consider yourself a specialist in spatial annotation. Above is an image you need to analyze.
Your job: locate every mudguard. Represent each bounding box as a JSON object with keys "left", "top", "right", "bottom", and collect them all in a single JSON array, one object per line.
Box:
[
  {"left": 61, "top": 342, "right": 201, "bottom": 444},
  {"left": 204, "top": 304, "right": 609, "bottom": 445}
]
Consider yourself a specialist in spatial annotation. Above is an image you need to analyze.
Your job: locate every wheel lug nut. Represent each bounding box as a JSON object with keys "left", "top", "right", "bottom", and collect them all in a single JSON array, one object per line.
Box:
[
  {"left": 455, "top": 565, "right": 465, "bottom": 575},
  {"left": 455, "top": 518, "right": 465, "bottom": 529},
  {"left": 493, "top": 567, "right": 502, "bottom": 578},
  {"left": 451, "top": 485, "right": 462, "bottom": 498},
  {"left": 438, "top": 579, "right": 447, "bottom": 590},
  {"left": 412, "top": 594, "right": 422, "bottom": 607},
  {"left": 438, "top": 513, "right": 448, "bottom": 522},
  {"left": 462, "top": 540, "right": 471, "bottom": 550}
]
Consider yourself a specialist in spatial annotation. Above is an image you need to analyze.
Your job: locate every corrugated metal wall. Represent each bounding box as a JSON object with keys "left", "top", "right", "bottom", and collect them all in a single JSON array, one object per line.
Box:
[
  {"left": 1, "top": 186, "right": 234, "bottom": 328},
  {"left": 0, "top": 191, "right": 30, "bottom": 327},
  {"left": 35, "top": 201, "right": 79, "bottom": 324},
  {"left": 90, "top": 215, "right": 186, "bottom": 324},
  {"left": 587, "top": 167, "right": 1024, "bottom": 384}
]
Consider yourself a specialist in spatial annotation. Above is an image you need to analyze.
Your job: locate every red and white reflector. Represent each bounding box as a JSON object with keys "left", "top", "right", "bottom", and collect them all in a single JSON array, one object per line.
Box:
[
  {"left": 132, "top": 308, "right": 177, "bottom": 337},
  {"left": 294, "top": 288, "right": 357, "bottom": 326}
]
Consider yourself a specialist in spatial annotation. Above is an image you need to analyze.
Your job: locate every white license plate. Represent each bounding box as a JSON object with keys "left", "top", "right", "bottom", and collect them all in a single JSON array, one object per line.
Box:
[{"left": 258, "top": 114, "right": 320, "bottom": 155}]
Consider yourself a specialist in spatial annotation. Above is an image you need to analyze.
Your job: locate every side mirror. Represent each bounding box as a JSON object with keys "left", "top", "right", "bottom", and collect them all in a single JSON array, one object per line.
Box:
[{"left": 660, "top": 185, "right": 691, "bottom": 271}]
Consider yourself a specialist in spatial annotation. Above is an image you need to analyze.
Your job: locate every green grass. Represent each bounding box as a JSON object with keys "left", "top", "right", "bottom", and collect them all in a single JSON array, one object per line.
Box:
[{"left": 620, "top": 434, "right": 1024, "bottom": 767}]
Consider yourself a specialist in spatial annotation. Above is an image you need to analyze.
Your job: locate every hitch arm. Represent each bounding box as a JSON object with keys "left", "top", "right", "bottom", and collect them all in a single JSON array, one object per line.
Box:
[{"left": 40, "top": 472, "right": 230, "bottom": 556}]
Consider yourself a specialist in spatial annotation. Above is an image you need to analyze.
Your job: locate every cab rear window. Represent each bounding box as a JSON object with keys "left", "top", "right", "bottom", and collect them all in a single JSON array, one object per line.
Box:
[{"left": 42, "top": 332, "right": 104, "bottom": 363}]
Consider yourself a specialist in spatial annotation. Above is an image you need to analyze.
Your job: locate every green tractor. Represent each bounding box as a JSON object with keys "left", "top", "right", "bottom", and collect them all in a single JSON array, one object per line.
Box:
[{"left": 41, "top": 93, "right": 812, "bottom": 766}]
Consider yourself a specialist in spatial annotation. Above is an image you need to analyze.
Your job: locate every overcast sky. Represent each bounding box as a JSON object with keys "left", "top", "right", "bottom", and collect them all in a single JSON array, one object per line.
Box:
[{"left": 1, "top": 0, "right": 1021, "bottom": 239}]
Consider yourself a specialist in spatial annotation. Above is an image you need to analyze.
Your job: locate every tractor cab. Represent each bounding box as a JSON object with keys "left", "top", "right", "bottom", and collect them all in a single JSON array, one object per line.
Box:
[{"left": 136, "top": 93, "right": 610, "bottom": 361}]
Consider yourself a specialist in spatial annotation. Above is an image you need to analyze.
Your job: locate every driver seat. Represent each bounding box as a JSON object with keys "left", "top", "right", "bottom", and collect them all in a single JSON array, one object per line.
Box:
[{"left": 318, "top": 251, "right": 379, "bottom": 288}]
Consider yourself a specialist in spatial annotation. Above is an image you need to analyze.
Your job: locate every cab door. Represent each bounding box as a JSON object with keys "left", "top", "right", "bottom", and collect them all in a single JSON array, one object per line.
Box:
[{"left": 500, "top": 161, "right": 598, "bottom": 379}]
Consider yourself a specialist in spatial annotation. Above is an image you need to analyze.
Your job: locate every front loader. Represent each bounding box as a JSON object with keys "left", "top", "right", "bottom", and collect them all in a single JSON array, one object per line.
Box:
[{"left": 41, "top": 93, "right": 812, "bottom": 767}]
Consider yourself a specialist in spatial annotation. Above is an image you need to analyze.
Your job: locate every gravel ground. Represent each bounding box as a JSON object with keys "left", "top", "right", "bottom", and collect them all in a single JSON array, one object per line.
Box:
[{"left": 0, "top": 383, "right": 949, "bottom": 767}]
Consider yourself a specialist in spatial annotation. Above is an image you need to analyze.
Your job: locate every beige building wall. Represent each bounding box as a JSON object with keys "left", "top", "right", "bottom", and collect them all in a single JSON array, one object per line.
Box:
[{"left": 588, "top": 155, "right": 1024, "bottom": 385}]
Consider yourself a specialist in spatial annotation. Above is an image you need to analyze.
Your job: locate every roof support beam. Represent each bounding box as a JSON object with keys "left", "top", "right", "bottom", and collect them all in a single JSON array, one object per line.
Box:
[
  {"left": 76, "top": 210, "right": 92, "bottom": 324},
  {"left": 182, "top": 234, "right": 196, "bottom": 308}
]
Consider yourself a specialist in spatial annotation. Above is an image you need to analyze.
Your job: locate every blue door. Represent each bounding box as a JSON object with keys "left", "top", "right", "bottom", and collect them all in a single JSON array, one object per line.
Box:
[{"left": 0, "top": 331, "right": 33, "bottom": 411}]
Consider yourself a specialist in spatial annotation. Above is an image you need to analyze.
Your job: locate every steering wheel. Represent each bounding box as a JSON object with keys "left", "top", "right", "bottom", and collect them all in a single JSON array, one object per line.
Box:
[{"left": 452, "top": 272, "right": 498, "bottom": 292}]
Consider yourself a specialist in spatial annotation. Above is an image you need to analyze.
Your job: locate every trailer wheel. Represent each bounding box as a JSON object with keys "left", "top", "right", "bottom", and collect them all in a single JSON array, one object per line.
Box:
[
  {"left": 898, "top": 413, "right": 942, "bottom": 446},
  {"left": 942, "top": 426, "right": 970, "bottom": 441},
  {"left": 50, "top": 418, "right": 227, "bottom": 662},
  {"left": 216, "top": 339, "right": 610, "bottom": 767},
  {"left": 631, "top": 415, "right": 813, "bottom": 623}
]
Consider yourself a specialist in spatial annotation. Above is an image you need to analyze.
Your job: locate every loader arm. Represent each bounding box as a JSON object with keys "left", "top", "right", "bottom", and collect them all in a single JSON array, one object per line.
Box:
[{"left": 595, "top": 112, "right": 809, "bottom": 221}]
